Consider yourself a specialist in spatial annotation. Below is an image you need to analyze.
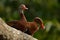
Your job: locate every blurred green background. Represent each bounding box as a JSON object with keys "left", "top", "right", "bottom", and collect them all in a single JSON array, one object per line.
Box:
[{"left": 0, "top": 0, "right": 60, "bottom": 40}]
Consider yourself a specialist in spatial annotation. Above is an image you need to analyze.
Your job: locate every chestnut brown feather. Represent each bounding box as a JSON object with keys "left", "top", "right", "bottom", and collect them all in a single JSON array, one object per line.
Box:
[{"left": 7, "top": 4, "right": 45, "bottom": 36}]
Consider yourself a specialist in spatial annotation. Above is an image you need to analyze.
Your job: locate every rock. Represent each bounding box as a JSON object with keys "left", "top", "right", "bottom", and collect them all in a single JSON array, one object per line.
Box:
[{"left": 0, "top": 18, "right": 38, "bottom": 40}]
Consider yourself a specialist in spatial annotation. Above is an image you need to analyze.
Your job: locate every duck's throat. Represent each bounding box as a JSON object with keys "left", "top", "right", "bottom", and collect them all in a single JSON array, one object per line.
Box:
[{"left": 19, "top": 9, "right": 27, "bottom": 22}]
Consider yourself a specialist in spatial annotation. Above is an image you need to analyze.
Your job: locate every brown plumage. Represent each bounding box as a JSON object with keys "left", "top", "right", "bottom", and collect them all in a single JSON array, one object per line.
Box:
[
  {"left": 7, "top": 4, "right": 45, "bottom": 36},
  {"left": 7, "top": 4, "right": 28, "bottom": 32},
  {"left": 25, "top": 17, "right": 45, "bottom": 36}
]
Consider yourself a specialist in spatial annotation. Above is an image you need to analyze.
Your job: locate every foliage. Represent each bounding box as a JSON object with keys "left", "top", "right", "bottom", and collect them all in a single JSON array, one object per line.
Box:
[{"left": 0, "top": 0, "right": 60, "bottom": 40}]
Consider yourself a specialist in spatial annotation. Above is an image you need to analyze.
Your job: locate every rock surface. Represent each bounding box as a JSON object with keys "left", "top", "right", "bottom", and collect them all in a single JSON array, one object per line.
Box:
[{"left": 0, "top": 18, "right": 38, "bottom": 40}]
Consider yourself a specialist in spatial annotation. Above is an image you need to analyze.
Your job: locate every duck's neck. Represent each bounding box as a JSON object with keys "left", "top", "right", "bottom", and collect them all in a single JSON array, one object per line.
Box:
[{"left": 19, "top": 9, "right": 27, "bottom": 22}]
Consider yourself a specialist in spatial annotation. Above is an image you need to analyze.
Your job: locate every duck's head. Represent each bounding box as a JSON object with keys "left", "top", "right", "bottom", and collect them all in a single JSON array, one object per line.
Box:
[
  {"left": 19, "top": 4, "right": 28, "bottom": 10},
  {"left": 34, "top": 17, "right": 45, "bottom": 30}
]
